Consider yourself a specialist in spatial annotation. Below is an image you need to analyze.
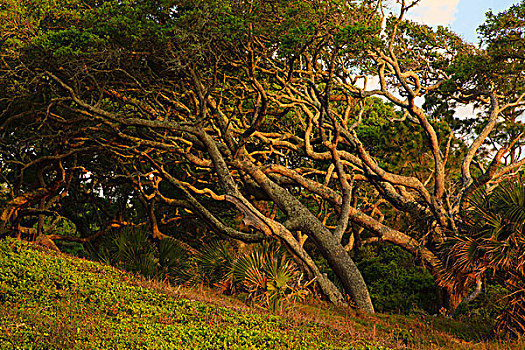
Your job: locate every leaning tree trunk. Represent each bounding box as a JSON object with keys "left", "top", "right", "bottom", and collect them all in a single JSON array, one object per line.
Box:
[
  {"left": 200, "top": 131, "right": 374, "bottom": 312},
  {"left": 240, "top": 159, "right": 375, "bottom": 313},
  {"left": 283, "top": 201, "right": 374, "bottom": 313},
  {"left": 223, "top": 195, "right": 347, "bottom": 305}
]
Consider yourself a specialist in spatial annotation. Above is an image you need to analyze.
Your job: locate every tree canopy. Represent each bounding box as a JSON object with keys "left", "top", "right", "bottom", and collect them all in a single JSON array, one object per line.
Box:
[{"left": 1, "top": 0, "right": 525, "bottom": 315}]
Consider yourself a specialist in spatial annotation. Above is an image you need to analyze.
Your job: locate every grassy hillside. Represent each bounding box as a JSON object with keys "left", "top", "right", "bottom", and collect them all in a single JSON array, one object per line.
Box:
[{"left": 0, "top": 238, "right": 521, "bottom": 349}]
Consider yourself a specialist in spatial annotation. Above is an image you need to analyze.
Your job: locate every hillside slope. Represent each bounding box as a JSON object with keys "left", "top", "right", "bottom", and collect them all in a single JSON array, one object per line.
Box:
[
  {"left": 0, "top": 238, "right": 390, "bottom": 349},
  {"left": 0, "top": 238, "right": 519, "bottom": 349}
]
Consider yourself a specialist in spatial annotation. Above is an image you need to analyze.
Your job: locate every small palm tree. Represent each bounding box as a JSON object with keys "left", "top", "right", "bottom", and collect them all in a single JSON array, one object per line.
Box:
[
  {"left": 195, "top": 240, "right": 309, "bottom": 312},
  {"left": 232, "top": 242, "right": 298, "bottom": 312},
  {"left": 441, "top": 178, "right": 525, "bottom": 335}
]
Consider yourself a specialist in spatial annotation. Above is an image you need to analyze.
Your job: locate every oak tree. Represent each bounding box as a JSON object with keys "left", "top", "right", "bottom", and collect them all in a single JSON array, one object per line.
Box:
[{"left": 1, "top": 0, "right": 524, "bottom": 313}]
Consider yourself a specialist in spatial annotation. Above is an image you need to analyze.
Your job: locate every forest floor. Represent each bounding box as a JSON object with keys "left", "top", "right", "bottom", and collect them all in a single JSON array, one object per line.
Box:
[{"left": 0, "top": 238, "right": 521, "bottom": 349}]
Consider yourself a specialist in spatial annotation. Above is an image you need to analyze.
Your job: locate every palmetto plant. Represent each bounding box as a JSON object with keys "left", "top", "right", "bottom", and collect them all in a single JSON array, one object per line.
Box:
[
  {"left": 96, "top": 226, "right": 158, "bottom": 277},
  {"left": 90, "top": 226, "right": 193, "bottom": 282},
  {"left": 232, "top": 243, "right": 299, "bottom": 312},
  {"left": 442, "top": 179, "right": 525, "bottom": 335},
  {"left": 196, "top": 241, "right": 309, "bottom": 312},
  {"left": 194, "top": 240, "right": 237, "bottom": 287},
  {"left": 158, "top": 238, "right": 194, "bottom": 283}
]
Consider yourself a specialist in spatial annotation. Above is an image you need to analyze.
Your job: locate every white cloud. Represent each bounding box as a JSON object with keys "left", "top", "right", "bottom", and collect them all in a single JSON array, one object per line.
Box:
[{"left": 406, "top": 0, "right": 460, "bottom": 26}]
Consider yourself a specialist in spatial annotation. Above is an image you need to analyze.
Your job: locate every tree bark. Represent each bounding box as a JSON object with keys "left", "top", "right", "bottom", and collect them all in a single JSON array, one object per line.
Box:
[{"left": 239, "top": 159, "right": 375, "bottom": 313}]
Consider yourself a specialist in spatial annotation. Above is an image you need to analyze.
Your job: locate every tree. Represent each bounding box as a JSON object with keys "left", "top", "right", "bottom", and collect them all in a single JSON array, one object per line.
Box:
[
  {"left": 441, "top": 178, "right": 525, "bottom": 335},
  {"left": 1, "top": 0, "right": 524, "bottom": 313}
]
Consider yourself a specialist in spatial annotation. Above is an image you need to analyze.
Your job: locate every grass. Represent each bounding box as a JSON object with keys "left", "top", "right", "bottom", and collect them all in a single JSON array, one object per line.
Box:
[{"left": 0, "top": 238, "right": 523, "bottom": 349}]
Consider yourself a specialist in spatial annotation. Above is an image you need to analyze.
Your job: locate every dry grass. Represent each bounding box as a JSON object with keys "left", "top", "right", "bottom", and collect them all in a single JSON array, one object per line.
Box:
[
  {"left": 15, "top": 241, "right": 524, "bottom": 350},
  {"left": 131, "top": 275, "right": 525, "bottom": 350}
]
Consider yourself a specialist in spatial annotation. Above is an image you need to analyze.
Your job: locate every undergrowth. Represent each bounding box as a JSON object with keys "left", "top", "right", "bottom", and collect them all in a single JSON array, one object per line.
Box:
[
  {"left": 1, "top": 238, "right": 524, "bottom": 349},
  {"left": 0, "top": 238, "right": 387, "bottom": 349}
]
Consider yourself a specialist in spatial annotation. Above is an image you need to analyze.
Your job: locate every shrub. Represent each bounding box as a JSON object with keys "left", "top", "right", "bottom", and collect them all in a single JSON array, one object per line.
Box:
[
  {"left": 196, "top": 241, "right": 310, "bottom": 312},
  {"left": 355, "top": 243, "right": 438, "bottom": 314},
  {"left": 88, "top": 226, "right": 193, "bottom": 282},
  {"left": 453, "top": 282, "right": 508, "bottom": 337},
  {"left": 441, "top": 179, "right": 525, "bottom": 336}
]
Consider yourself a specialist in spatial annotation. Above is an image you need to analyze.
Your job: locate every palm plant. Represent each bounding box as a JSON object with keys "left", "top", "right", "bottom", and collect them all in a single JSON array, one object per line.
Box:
[
  {"left": 232, "top": 242, "right": 301, "bottom": 312},
  {"left": 195, "top": 240, "right": 309, "bottom": 312},
  {"left": 94, "top": 226, "right": 158, "bottom": 277},
  {"left": 441, "top": 178, "right": 525, "bottom": 335},
  {"left": 194, "top": 240, "right": 237, "bottom": 287},
  {"left": 89, "top": 226, "right": 193, "bottom": 282},
  {"left": 158, "top": 238, "right": 194, "bottom": 283}
]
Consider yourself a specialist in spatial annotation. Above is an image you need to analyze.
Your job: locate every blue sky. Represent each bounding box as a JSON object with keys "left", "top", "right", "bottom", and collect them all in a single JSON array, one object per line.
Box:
[
  {"left": 409, "top": 0, "right": 520, "bottom": 45},
  {"left": 452, "top": 0, "right": 519, "bottom": 43}
]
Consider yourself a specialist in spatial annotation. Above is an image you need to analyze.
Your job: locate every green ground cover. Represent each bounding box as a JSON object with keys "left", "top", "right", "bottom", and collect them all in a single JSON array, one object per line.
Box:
[
  {"left": 2, "top": 237, "right": 524, "bottom": 350},
  {"left": 0, "top": 238, "right": 387, "bottom": 349}
]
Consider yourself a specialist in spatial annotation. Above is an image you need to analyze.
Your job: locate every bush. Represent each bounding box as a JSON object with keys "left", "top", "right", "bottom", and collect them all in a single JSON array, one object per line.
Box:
[
  {"left": 453, "top": 282, "right": 507, "bottom": 336},
  {"left": 88, "top": 226, "right": 193, "bottom": 282},
  {"left": 355, "top": 243, "right": 438, "bottom": 314},
  {"left": 196, "top": 241, "right": 310, "bottom": 312}
]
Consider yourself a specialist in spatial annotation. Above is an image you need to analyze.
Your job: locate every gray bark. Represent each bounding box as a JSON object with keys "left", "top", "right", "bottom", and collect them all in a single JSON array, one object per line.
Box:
[{"left": 239, "top": 159, "right": 375, "bottom": 313}]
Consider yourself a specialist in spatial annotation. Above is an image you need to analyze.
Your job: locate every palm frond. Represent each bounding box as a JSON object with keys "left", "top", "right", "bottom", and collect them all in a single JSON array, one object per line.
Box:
[
  {"left": 442, "top": 177, "right": 525, "bottom": 335},
  {"left": 158, "top": 238, "right": 194, "bottom": 283},
  {"left": 194, "top": 241, "right": 237, "bottom": 284}
]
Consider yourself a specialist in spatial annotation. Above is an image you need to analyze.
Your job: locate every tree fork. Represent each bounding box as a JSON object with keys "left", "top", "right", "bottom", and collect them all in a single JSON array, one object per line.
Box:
[{"left": 239, "top": 159, "right": 375, "bottom": 313}]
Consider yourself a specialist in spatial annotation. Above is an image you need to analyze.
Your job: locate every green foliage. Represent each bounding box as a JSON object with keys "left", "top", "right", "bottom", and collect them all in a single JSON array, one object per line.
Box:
[
  {"left": 441, "top": 1, "right": 524, "bottom": 125},
  {"left": 356, "top": 243, "right": 438, "bottom": 314},
  {"left": 157, "top": 238, "right": 193, "bottom": 283},
  {"left": 355, "top": 98, "right": 462, "bottom": 178},
  {"left": 479, "top": 1, "right": 525, "bottom": 61},
  {"left": 90, "top": 231, "right": 309, "bottom": 313},
  {"left": 34, "top": 28, "right": 106, "bottom": 57},
  {"left": 443, "top": 178, "right": 525, "bottom": 336},
  {"left": 93, "top": 227, "right": 158, "bottom": 277},
  {"left": 89, "top": 227, "right": 192, "bottom": 283},
  {"left": 55, "top": 241, "right": 86, "bottom": 257},
  {"left": 0, "top": 238, "right": 389, "bottom": 349},
  {"left": 90, "top": 231, "right": 307, "bottom": 312},
  {"left": 194, "top": 240, "right": 237, "bottom": 285},
  {"left": 0, "top": 0, "right": 178, "bottom": 65},
  {"left": 445, "top": 180, "right": 525, "bottom": 275}
]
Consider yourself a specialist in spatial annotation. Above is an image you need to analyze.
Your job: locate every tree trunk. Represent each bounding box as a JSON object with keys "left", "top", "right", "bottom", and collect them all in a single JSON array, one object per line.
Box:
[
  {"left": 275, "top": 228, "right": 347, "bottom": 305},
  {"left": 449, "top": 276, "right": 482, "bottom": 318},
  {"left": 286, "top": 207, "right": 375, "bottom": 313},
  {"left": 240, "top": 160, "right": 375, "bottom": 313},
  {"left": 224, "top": 194, "right": 346, "bottom": 305},
  {"left": 200, "top": 132, "right": 373, "bottom": 312}
]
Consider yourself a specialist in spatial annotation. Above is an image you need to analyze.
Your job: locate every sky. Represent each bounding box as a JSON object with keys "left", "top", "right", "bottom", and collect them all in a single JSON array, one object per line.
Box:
[
  {"left": 405, "top": 0, "right": 523, "bottom": 121},
  {"left": 408, "top": 0, "right": 519, "bottom": 44}
]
